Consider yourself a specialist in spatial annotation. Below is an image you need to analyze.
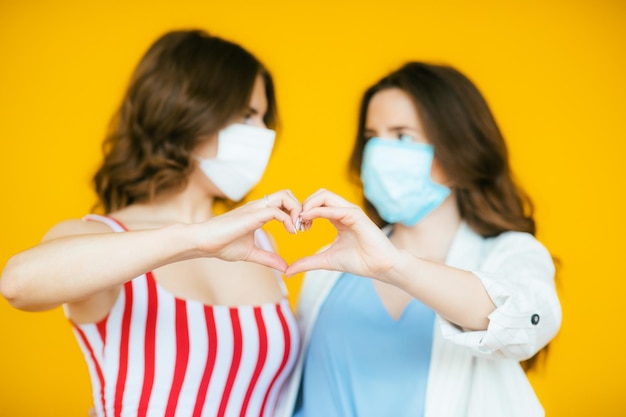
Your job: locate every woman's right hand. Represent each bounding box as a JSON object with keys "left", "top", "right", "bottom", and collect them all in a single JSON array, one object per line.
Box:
[
  {"left": 285, "top": 189, "right": 399, "bottom": 279},
  {"left": 193, "top": 189, "right": 302, "bottom": 272}
]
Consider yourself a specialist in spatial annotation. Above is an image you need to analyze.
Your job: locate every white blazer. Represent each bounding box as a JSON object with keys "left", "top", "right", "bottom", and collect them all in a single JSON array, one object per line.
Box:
[{"left": 276, "top": 222, "right": 562, "bottom": 417}]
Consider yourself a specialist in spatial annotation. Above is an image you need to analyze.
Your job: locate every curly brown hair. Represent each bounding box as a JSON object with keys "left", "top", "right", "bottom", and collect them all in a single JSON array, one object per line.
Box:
[{"left": 94, "top": 29, "right": 277, "bottom": 213}]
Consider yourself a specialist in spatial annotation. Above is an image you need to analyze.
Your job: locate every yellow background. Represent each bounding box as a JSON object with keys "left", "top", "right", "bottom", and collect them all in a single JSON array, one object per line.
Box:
[{"left": 1, "top": 1, "right": 625, "bottom": 415}]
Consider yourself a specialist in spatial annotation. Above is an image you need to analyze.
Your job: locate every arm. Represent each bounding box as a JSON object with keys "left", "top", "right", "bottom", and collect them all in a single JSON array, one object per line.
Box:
[
  {"left": 391, "top": 233, "right": 560, "bottom": 359},
  {"left": 385, "top": 251, "right": 495, "bottom": 330},
  {"left": 443, "top": 232, "right": 561, "bottom": 359},
  {"left": 1, "top": 191, "right": 301, "bottom": 312},
  {"left": 1, "top": 220, "right": 198, "bottom": 311}
]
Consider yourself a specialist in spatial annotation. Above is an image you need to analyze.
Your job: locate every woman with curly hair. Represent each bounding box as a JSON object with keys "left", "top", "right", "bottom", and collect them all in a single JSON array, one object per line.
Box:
[{"left": 1, "top": 29, "right": 300, "bottom": 417}]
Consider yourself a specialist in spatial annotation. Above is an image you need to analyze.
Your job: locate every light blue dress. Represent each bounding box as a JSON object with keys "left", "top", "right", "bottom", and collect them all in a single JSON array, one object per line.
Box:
[{"left": 294, "top": 272, "right": 435, "bottom": 417}]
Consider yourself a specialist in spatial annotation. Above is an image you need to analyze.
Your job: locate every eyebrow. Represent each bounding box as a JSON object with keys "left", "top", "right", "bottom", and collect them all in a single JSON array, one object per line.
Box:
[
  {"left": 364, "top": 126, "right": 420, "bottom": 133},
  {"left": 390, "top": 126, "right": 419, "bottom": 132}
]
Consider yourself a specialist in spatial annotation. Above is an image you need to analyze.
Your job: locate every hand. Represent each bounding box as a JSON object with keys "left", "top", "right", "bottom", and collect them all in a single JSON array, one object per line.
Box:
[
  {"left": 285, "top": 189, "right": 399, "bottom": 279},
  {"left": 196, "top": 190, "right": 302, "bottom": 272}
]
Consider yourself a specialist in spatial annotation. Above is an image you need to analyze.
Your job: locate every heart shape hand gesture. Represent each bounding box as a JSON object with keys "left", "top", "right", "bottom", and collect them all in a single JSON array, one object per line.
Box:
[{"left": 197, "top": 189, "right": 400, "bottom": 279}]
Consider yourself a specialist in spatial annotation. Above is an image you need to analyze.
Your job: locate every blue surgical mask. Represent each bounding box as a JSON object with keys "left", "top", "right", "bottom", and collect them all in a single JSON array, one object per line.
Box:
[{"left": 361, "top": 137, "right": 450, "bottom": 226}]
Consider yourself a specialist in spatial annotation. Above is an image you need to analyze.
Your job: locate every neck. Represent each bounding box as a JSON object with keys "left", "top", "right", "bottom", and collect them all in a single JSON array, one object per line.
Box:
[
  {"left": 114, "top": 180, "right": 218, "bottom": 228},
  {"left": 390, "top": 195, "right": 461, "bottom": 262}
]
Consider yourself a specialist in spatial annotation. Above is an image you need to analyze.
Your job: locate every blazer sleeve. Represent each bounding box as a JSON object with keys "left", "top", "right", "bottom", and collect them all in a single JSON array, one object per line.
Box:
[{"left": 440, "top": 232, "right": 562, "bottom": 360}]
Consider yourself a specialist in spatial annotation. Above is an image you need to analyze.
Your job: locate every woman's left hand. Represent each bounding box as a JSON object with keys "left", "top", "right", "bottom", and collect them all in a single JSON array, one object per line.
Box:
[{"left": 285, "top": 189, "right": 399, "bottom": 278}]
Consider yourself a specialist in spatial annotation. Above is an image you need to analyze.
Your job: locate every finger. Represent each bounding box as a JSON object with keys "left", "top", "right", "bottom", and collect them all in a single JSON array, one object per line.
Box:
[
  {"left": 299, "top": 206, "right": 363, "bottom": 228},
  {"left": 302, "top": 188, "right": 354, "bottom": 212},
  {"left": 265, "top": 190, "right": 303, "bottom": 222},
  {"left": 281, "top": 189, "right": 307, "bottom": 231},
  {"left": 246, "top": 247, "right": 289, "bottom": 273},
  {"left": 285, "top": 188, "right": 299, "bottom": 202},
  {"left": 261, "top": 206, "right": 299, "bottom": 234},
  {"left": 300, "top": 188, "right": 329, "bottom": 208},
  {"left": 238, "top": 203, "right": 297, "bottom": 234},
  {"left": 299, "top": 188, "right": 353, "bottom": 231},
  {"left": 273, "top": 189, "right": 304, "bottom": 231},
  {"left": 300, "top": 217, "right": 313, "bottom": 232},
  {"left": 285, "top": 253, "right": 332, "bottom": 276},
  {"left": 265, "top": 189, "right": 301, "bottom": 210}
]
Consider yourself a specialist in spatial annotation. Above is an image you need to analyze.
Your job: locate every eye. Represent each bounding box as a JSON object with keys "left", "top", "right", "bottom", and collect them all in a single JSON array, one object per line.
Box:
[
  {"left": 241, "top": 107, "right": 261, "bottom": 125},
  {"left": 242, "top": 113, "right": 254, "bottom": 125},
  {"left": 363, "top": 132, "right": 376, "bottom": 141},
  {"left": 399, "top": 133, "right": 414, "bottom": 142}
]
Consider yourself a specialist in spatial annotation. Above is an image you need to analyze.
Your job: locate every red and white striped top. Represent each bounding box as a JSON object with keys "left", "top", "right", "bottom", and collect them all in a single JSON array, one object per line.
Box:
[{"left": 69, "top": 214, "right": 300, "bottom": 417}]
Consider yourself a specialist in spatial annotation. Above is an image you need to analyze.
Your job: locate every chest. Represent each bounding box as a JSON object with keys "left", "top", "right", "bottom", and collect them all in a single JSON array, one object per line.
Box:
[
  {"left": 153, "top": 257, "right": 283, "bottom": 306},
  {"left": 300, "top": 273, "right": 436, "bottom": 416}
]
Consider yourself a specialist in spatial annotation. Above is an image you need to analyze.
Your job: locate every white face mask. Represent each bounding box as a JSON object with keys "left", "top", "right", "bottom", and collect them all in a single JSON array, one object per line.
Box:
[{"left": 197, "top": 123, "right": 276, "bottom": 201}]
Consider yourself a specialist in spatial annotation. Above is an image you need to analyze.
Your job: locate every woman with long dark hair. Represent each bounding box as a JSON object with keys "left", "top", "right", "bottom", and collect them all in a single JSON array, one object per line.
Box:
[{"left": 277, "top": 62, "right": 561, "bottom": 417}]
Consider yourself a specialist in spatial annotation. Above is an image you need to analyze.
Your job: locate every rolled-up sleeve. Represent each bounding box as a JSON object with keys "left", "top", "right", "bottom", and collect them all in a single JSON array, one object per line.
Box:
[{"left": 440, "top": 232, "right": 562, "bottom": 360}]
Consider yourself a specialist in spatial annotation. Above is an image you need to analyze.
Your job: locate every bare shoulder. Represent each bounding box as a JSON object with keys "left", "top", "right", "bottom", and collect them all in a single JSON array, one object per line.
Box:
[{"left": 42, "top": 217, "right": 115, "bottom": 242}]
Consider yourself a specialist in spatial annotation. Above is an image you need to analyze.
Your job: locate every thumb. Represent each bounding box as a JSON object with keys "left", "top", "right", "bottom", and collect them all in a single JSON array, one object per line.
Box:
[
  {"left": 285, "top": 253, "right": 331, "bottom": 277},
  {"left": 246, "top": 248, "right": 289, "bottom": 273}
]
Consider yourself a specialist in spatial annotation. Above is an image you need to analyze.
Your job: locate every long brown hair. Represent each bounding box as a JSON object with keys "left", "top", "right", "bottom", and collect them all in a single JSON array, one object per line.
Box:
[
  {"left": 94, "top": 29, "right": 277, "bottom": 213},
  {"left": 350, "top": 62, "right": 551, "bottom": 370},
  {"left": 350, "top": 62, "right": 534, "bottom": 237}
]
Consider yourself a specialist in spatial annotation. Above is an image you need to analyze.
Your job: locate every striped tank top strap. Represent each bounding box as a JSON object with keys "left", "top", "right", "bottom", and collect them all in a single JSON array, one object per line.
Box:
[
  {"left": 254, "top": 228, "right": 288, "bottom": 297},
  {"left": 82, "top": 214, "right": 159, "bottom": 416},
  {"left": 82, "top": 214, "right": 127, "bottom": 233}
]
